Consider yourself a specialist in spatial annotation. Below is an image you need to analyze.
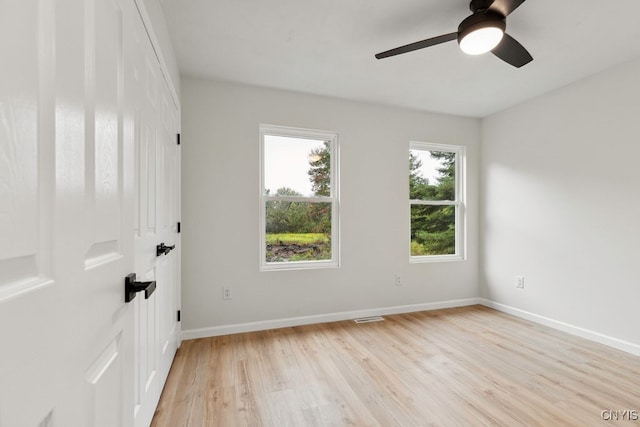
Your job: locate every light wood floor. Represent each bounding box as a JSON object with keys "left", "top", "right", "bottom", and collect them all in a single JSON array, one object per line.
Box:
[{"left": 151, "top": 306, "right": 640, "bottom": 426}]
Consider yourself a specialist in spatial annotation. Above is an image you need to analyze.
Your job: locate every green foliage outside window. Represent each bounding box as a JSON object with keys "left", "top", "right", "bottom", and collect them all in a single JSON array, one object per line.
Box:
[
  {"left": 265, "top": 142, "right": 332, "bottom": 262},
  {"left": 410, "top": 150, "right": 456, "bottom": 256}
]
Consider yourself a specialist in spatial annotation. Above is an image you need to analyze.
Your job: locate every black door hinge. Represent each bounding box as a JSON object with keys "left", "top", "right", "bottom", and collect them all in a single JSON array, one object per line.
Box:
[
  {"left": 177, "top": 221, "right": 181, "bottom": 233},
  {"left": 177, "top": 310, "right": 181, "bottom": 322},
  {"left": 176, "top": 133, "right": 181, "bottom": 145}
]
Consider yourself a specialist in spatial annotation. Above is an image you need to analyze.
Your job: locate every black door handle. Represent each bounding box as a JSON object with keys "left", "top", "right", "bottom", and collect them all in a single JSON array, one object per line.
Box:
[
  {"left": 125, "top": 273, "right": 156, "bottom": 302},
  {"left": 156, "top": 242, "right": 176, "bottom": 257}
]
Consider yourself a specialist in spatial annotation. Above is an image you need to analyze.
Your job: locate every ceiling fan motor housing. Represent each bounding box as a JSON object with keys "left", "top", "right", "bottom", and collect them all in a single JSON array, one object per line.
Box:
[
  {"left": 469, "top": 0, "right": 495, "bottom": 13},
  {"left": 457, "top": 12, "right": 506, "bottom": 45}
]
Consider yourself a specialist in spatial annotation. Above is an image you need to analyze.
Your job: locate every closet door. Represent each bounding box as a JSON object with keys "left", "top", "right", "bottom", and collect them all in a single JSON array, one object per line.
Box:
[
  {"left": 132, "top": 6, "right": 181, "bottom": 426},
  {"left": 0, "top": 0, "right": 61, "bottom": 425},
  {"left": 0, "top": 0, "right": 152, "bottom": 425}
]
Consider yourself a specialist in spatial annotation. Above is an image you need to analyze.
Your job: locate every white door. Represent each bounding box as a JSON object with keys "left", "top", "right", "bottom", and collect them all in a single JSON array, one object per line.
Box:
[
  {"left": 0, "top": 5, "right": 62, "bottom": 426},
  {"left": 131, "top": 8, "right": 181, "bottom": 426},
  {"left": 0, "top": 0, "right": 178, "bottom": 425}
]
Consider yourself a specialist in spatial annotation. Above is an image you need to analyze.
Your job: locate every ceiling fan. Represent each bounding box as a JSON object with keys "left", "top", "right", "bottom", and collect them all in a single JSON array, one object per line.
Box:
[{"left": 375, "top": 0, "right": 533, "bottom": 68}]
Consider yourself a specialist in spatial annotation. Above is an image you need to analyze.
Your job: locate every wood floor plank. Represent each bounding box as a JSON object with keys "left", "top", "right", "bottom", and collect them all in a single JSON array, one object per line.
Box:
[{"left": 152, "top": 306, "right": 640, "bottom": 426}]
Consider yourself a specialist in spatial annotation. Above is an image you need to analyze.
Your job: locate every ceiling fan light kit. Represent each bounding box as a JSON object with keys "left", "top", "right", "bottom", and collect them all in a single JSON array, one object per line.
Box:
[
  {"left": 457, "top": 13, "right": 506, "bottom": 55},
  {"left": 375, "top": 0, "right": 533, "bottom": 68}
]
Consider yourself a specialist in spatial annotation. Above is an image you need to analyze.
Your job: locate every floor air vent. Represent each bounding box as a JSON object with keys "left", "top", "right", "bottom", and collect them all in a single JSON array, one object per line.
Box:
[{"left": 353, "top": 316, "right": 384, "bottom": 323}]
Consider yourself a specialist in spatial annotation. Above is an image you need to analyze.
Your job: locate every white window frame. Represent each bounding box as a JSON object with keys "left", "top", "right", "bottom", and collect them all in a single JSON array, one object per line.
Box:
[
  {"left": 409, "top": 141, "right": 466, "bottom": 263},
  {"left": 259, "top": 124, "right": 340, "bottom": 271}
]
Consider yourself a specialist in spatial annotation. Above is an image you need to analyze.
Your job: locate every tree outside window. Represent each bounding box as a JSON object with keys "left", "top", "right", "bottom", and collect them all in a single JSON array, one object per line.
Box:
[
  {"left": 260, "top": 126, "right": 339, "bottom": 270},
  {"left": 409, "top": 142, "right": 465, "bottom": 261}
]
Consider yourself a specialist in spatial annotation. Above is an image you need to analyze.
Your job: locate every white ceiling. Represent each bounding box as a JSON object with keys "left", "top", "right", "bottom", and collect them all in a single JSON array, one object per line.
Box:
[{"left": 160, "top": 0, "right": 640, "bottom": 117}]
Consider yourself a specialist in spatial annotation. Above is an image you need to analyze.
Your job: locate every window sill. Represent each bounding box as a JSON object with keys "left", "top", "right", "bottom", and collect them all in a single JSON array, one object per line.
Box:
[
  {"left": 410, "top": 254, "right": 465, "bottom": 264},
  {"left": 260, "top": 260, "right": 340, "bottom": 272}
]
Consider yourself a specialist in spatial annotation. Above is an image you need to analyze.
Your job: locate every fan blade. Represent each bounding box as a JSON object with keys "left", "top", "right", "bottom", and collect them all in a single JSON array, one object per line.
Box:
[
  {"left": 375, "top": 32, "right": 457, "bottom": 59},
  {"left": 491, "top": 33, "right": 532, "bottom": 67},
  {"left": 488, "top": 0, "right": 526, "bottom": 16}
]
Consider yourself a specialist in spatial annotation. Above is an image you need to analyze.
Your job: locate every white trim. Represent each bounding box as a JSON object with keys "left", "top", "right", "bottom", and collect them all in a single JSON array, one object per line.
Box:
[
  {"left": 410, "top": 200, "right": 458, "bottom": 206},
  {"left": 182, "top": 298, "right": 481, "bottom": 340},
  {"left": 259, "top": 124, "right": 340, "bottom": 271},
  {"left": 183, "top": 298, "right": 640, "bottom": 357},
  {"left": 260, "top": 259, "right": 338, "bottom": 272},
  {"left": 479, "top": 299, "right": 640, "bottom": 357},
  {"left": 264, "top": 195, "right": 333, "bottom": 203},
  {"left": 259, "top": 124, "right": 338, "bottom": 141},
  {"left": 409, "top": 254, "right": 465, "bottom": 263},
  {"left": 133, "top": 0, "right": 180, "bottom": 108},
  {"left": 0, "top": 277, "right": 54, "bottom": 304},
  {"left": 409, "top": 141, "right": 466, "bottom": 262}
]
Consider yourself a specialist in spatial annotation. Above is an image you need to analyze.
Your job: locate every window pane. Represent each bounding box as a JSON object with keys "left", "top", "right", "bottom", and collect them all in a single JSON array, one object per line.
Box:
[
  {"left": 265, "top": 201, "right": 331, "bottom": 262},
  {"left": 409, "top": 150, "right": 455, "bottom": 201},
  {"left": 264, "top": 135, "right": 331, "bottom": 197},
  {"left": 410, "top": 205, "right": 455, "bottom": 256}
]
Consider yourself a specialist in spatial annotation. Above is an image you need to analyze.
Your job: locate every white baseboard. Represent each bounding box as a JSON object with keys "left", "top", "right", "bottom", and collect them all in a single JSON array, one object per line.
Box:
[
  {"left": 479, "top": 299, "right": 640, "bottom": 357},
  {"left": 181, "top": 297, "right": 481, "bottom": 340}
]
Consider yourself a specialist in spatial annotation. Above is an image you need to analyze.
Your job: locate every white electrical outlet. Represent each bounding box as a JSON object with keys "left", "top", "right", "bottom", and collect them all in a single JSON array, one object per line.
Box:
[
  {"left": 223, "top": 287, "right": 232, "bottom": 300},
  {"left": 516, "top": 276, "right": 525, "bottom": 289},
  {"left": 394, "top": 274, "right": 402, "bottom": 286}
]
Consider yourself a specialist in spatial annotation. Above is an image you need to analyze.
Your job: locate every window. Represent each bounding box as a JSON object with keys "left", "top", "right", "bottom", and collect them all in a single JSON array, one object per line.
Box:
[
  {"left": 409, "top": 142, "right": 465, "bottom": 262},
  {"left": 260, "top": 125, "right": 339, "bottom": 270}
]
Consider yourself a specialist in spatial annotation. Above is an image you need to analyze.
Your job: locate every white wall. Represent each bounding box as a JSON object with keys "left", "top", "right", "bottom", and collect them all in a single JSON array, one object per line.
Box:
[
  {"left": 181, "top": 78, "right": 480, "bottom": 332},
  {"left": 481, "top": 58, "right": 640, "bottom": 349}
]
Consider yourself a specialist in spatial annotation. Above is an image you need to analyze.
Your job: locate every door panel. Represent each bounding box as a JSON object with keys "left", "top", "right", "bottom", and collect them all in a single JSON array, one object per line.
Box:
[
  {"left": 84, "top": 336, "right": 125, "bottom": 427},
  {"left": 133, "top": 269, "right": 159, "bottom": 425},
  {"left": 132, "top": 15, "right": 161, "bottom": 425},
  {"left": 0, "top": 0, "right": 178, "bottom": 424},
  {"left": 156, "top": 93, "right": 180, "bottom": 384},
  {"left": 85, "top": 0, "right": 124, "bottom": 268},
  {"left": 0, "top": 0, "right": 54, "bottom": 302},
  {"left": 76, "top": 0, "right": 132, "bottom": 424},
  {"left": 0, "top": 0, "right": 58, "bottom": 425},
  {"left": 132, "top": 8, "right": 180, "bottom": 425}
]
